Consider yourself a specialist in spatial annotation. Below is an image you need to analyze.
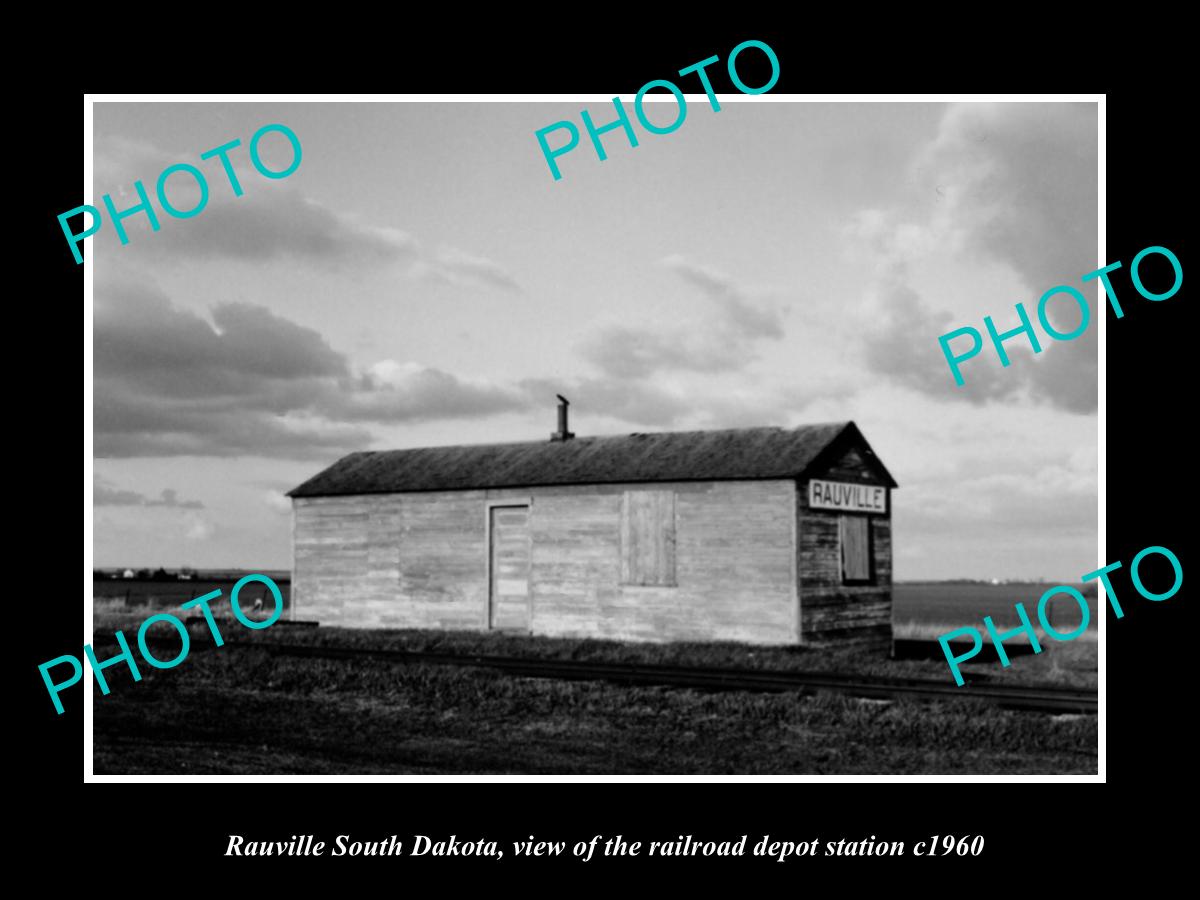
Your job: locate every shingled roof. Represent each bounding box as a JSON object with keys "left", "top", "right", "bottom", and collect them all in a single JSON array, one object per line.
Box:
[{"left": 287, "top": 421, "right": 896, "bottom": 498}]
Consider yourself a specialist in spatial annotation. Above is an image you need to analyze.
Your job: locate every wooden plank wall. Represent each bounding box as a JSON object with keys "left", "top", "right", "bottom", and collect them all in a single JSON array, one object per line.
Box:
[
  {"left": 292, "top": 496, "right": 370, "bottom": 624},
  {"left": 797, "top": 444, "right": 893, "bottom": 647},
  {"left": 619, "top": 490, "right": 676, "bottom": 586},
  {"left": 294, "top": 491, "right": 488, "bottom": 629},
  {"left": 510, "top": 481, "right": 796, "bottom": 644},
  {"left": 294, "top": 479, "right": 798, "bottom": 644},
  {"left": 489, "top": 505, "right": 532, "bottom": 630}
]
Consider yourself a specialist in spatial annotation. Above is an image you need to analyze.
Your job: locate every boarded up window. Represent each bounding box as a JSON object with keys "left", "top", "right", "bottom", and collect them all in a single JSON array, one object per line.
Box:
[
  {"left": 620, "top": 491, "right": 676, "bottom": 586},
  {"left": 840, "top": 515, "right": 871, "bottom": 583}
]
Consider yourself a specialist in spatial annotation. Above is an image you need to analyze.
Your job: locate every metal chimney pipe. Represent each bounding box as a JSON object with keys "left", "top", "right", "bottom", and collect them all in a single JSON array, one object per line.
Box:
[
  {"left": 556, "top": 396, "right": 569, "bottom": 434},
  {"left": 551, "top": 394, "right": 575, "bottom": 442}
]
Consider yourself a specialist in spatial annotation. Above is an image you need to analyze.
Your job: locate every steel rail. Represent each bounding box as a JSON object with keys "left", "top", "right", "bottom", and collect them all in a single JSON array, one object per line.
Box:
[{"left": 221, "top": 640, "right": 1097, "bottom": 714}]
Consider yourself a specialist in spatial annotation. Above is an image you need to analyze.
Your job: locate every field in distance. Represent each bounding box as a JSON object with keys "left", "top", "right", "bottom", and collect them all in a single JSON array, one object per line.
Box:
[
  {"left": 894, "top": 581, "right": 1097, "bottom": 641},
  {"left": 93, "top": 572, "right": 291, "bottom": 612}
]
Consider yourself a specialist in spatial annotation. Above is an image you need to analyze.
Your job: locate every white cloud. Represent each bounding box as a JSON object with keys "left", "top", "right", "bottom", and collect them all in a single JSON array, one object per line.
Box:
[
  {"left": 263, "top": 491, "right": 292, "bottom": 516},
  {"left": 185, "top": 515, "right": 214, "bottom": 541},
  {"left": 91, "top": 134, "right": 520, "bottom": 292},
  {"left": 847, "top": 102, "right": 1098, "bottom": 413},
  {"left": 581, "top": 255, "right": 786, "bottom": 379},
  {"left": 95, "top": 277, "right": 536, "bottom": 459}
]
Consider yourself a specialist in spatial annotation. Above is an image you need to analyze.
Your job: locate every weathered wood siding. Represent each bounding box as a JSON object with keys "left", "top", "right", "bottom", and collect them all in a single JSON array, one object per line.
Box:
[
  {"left": 619, "top": 490, "right": 677, "bottom": 586},
  {"left": 294, "top": 491, "right": 488, "bottom": 630},
  {"left": 489, "top": 504, "right": 532, "bottom": 630},
  {"left": 797, "top": 444, "right": 893, "bottom": 647},
  {"left": 293, "top": 479, "right": 798, "bottom": 644},
  {"left": 517, "top": 481, "right": 795, "bottom": 644}
]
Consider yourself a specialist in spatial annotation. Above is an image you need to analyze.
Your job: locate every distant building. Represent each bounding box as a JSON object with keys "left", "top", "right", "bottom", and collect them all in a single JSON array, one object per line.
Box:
[
  {"left": 288, "top": 403, "right": 897, "bottom": 648},
  {"left": 122, "top": 568, "right": 135, "bottom": 580}
]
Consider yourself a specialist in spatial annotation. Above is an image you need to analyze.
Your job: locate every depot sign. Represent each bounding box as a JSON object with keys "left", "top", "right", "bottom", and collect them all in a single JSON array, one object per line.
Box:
[{"left": 808, "top": 479, "right": 888, "bottom": 514}]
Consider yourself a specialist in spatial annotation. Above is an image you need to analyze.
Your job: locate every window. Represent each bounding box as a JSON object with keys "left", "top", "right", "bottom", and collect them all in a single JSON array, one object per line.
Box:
[
  {"left": 620, "top": 490, "right": 676, "bottom": 586},
  {"left": 839, "top": 515, "right": 872, "bottom": 584}
]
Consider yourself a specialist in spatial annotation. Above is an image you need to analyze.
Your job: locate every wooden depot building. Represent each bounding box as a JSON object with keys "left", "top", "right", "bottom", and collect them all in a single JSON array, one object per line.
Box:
[{"left": 288, "top": 401, "right": 898, "bottom": 647}]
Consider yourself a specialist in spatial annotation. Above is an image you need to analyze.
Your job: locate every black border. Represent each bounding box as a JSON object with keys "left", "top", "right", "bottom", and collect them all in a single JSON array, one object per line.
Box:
[{"left": 27, "top": 24, "right": 1189, "bottom": 887}]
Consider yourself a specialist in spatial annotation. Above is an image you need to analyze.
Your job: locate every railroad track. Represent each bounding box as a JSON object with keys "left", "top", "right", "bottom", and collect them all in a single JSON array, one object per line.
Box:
[{"left": 224, "top": 640, "right": 1097, "bottom": 714}]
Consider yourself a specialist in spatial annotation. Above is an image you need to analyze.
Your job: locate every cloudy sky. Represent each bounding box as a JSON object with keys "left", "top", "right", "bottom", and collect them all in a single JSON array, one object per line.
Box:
[{"left": 90, "top": 100, "right": 1098, "bottom": 580}]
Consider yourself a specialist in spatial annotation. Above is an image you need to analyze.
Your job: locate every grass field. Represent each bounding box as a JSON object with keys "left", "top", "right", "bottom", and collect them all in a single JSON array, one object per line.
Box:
[
  {"left": 90, "top": 578, "right": 1097, "bottom": 775},
  {"left": 91, "top": 640, "right": 1096, "bottom": 775},
  {"left": 893, "top": 581, "right": 1097, "bottom": 640},
  {"left": 94, "top": 595, "right": 1097, "bottom": 689}
]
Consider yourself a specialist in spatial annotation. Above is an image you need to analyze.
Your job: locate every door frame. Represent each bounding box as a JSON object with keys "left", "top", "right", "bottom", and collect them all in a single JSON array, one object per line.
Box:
[{"left": 484, "top": 498, "right": 533, "bottom": 631}]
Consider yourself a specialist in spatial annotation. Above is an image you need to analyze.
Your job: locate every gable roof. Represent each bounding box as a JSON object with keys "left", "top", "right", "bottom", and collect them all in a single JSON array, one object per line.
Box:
[{"left": 287, "top": 421, "right": 897, "bottom": 498}]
